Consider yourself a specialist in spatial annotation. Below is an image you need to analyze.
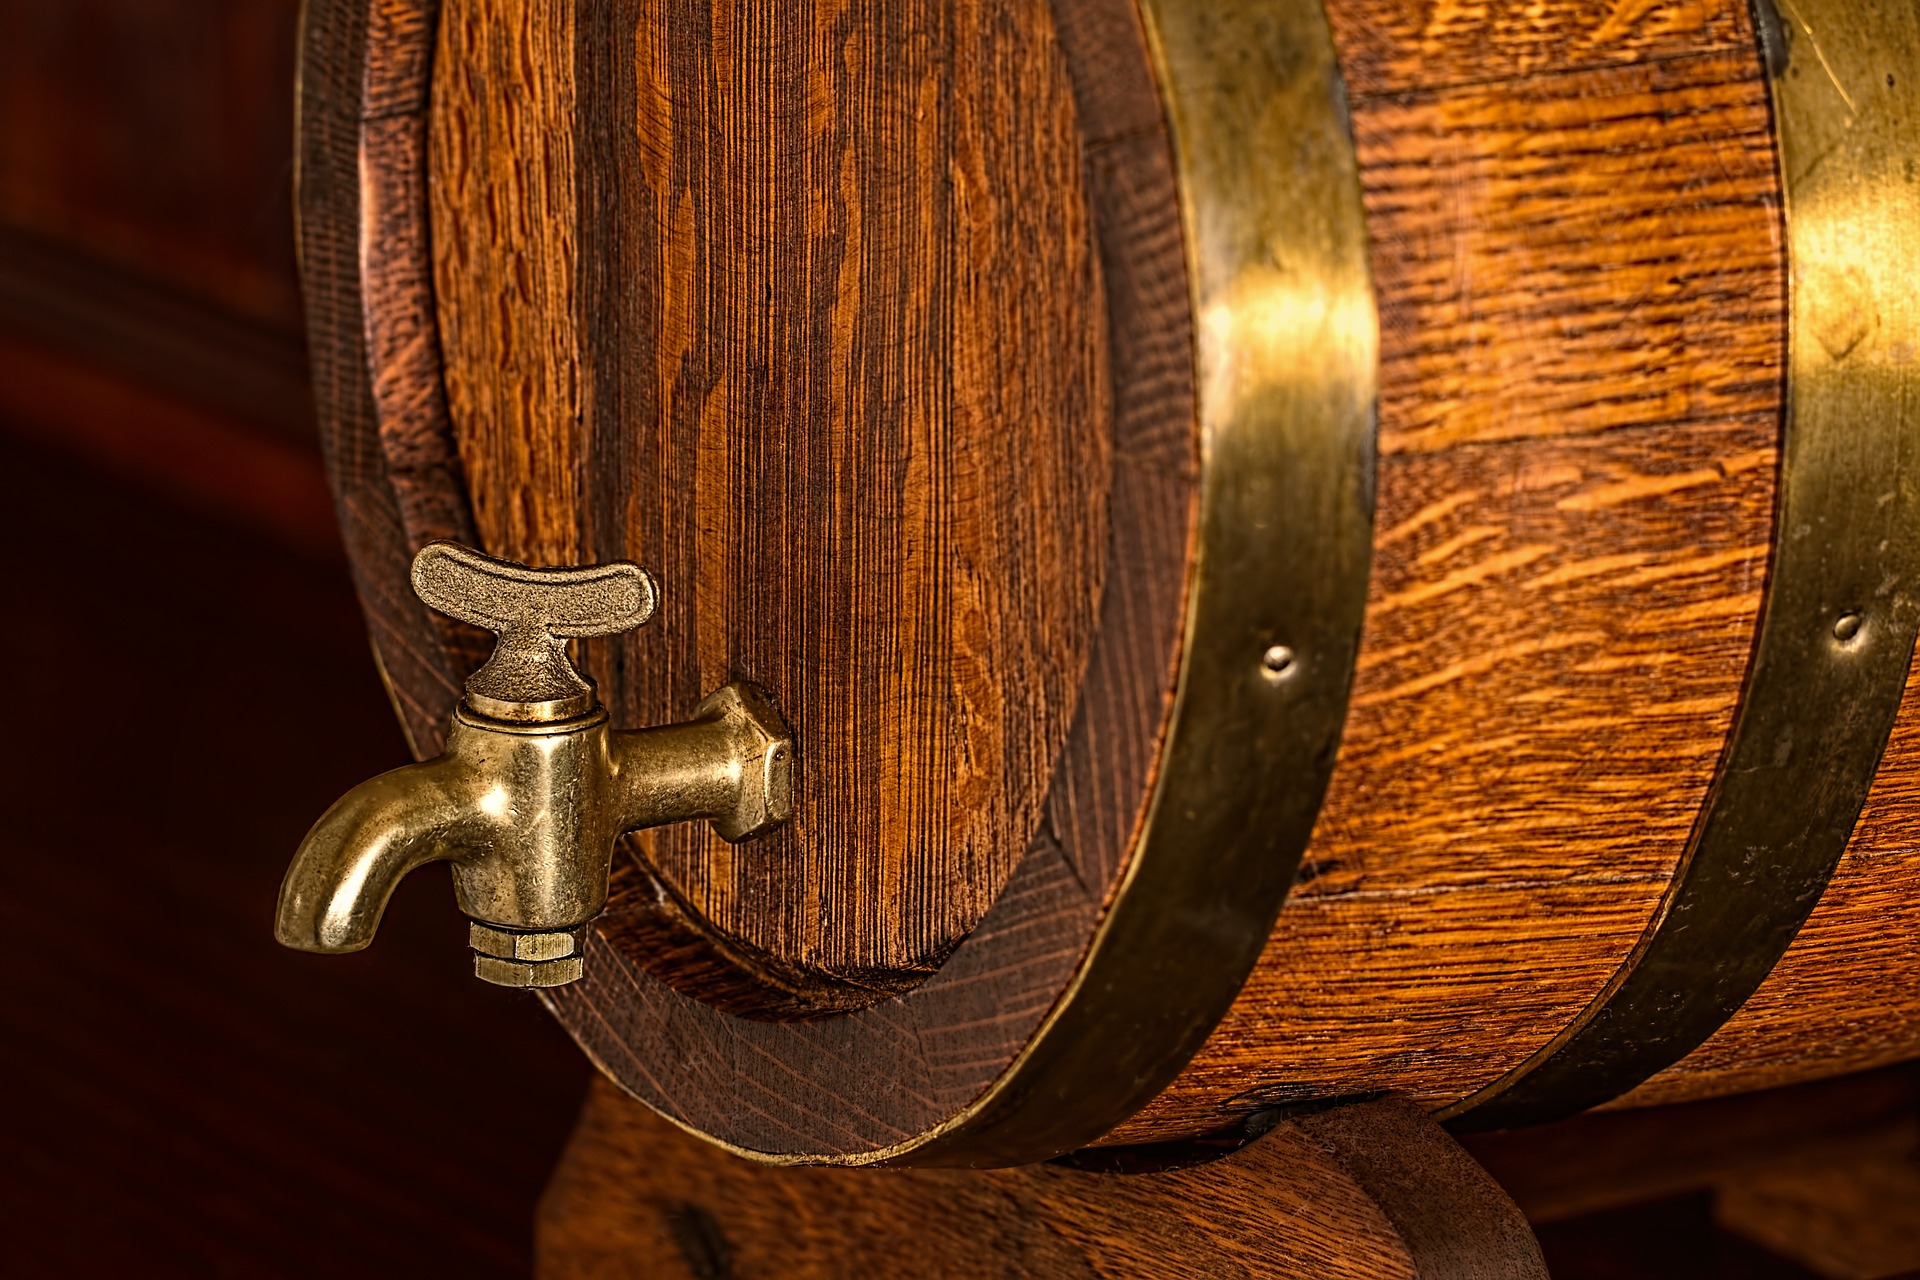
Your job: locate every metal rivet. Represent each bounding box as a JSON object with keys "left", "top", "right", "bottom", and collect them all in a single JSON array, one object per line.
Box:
[
  {"left": 1834, "top": 611, "right": 1864, "bottom": 643},
  {"left": 1261, "top": 644, "right": 1296, "bottom": 678}
]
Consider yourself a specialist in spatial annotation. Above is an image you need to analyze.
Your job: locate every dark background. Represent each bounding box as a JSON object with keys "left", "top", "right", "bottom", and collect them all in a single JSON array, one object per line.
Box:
[
  {"left": 0, "top": 3, "right": 589, "bottom": 1276},
  {"left": 0, "top": 4, "right": 1911, "bottom": 1278}
]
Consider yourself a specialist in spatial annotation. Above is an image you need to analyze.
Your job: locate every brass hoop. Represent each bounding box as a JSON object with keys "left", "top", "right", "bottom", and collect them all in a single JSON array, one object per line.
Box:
[
  {"left": 594, "top": 0, "right": 1380, "bottom": 1168},
  {"left": 878, "top": 0, "right": 1379, "bottom": 1167}
]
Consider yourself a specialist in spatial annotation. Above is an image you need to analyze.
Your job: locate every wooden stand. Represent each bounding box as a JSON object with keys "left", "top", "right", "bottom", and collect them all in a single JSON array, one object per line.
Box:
[{"left": 538, "top": 1080, "right": 1547, "bottom": 1279}]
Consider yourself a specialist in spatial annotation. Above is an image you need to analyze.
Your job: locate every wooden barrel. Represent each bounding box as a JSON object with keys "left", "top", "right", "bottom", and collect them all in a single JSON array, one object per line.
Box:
[{"left": 296, "top": 0, "right": 1920, "bottom": 1164}]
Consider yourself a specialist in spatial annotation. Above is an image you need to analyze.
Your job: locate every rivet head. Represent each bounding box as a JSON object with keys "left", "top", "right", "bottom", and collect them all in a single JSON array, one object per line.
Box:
[
  {"left": 1261, "top": 644, "right": 1296, "bottom": 679},
  {"left": 1833, "top": 611, "right": 1865, "bottom": 644}
]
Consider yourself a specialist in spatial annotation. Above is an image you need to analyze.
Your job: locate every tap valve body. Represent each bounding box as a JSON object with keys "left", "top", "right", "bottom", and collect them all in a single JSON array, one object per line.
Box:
[{"left": 274, "top": 541, "right": 794, "bottom": 987}]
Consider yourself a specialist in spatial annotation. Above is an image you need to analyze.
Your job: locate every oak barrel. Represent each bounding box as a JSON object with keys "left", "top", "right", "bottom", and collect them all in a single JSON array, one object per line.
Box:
[{"left": 296, "top": 0, "right": 1920, "bottom": 1163}]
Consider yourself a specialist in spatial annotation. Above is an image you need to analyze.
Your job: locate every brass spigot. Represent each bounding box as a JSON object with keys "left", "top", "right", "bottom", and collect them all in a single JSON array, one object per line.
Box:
[{"left": 274, "top": 541, "right": 794, "bottom": 987}]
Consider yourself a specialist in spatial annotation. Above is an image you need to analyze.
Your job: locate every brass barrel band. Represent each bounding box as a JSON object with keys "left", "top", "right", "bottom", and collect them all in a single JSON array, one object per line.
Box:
[
  {"left": 1444, "top": 0, "right": 1920, "bottom": 1132},
  {"left": 649, "top": 0, "right": 1388, "bottom": 1167},
  {"left": 519, "top": 0, "right": 1378, "bottom": 1170},
  {"left": 886, "top": 0, "right": 1380, "bottom": 1166}
]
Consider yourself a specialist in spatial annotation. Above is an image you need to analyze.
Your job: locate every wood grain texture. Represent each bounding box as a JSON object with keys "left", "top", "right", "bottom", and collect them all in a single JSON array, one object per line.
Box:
[
  {"left": 1112, "top": 0, "right": 1786, "bottom": 1138},
  {"left": 1363, "top": 52, "right": 1783, "bottom": 455},
  {"left": 429, "top": 0, "right": 1115, "bottom": 994},
  {"left": 315, "top": 0, "right": 1197, "bottom": 1152},
  {"left": 554, "top": 829, "right": 1100, "bottom": 1155},
  {"left": 310, "top": 0, "right": 1920, "bottom": 1157},
  {"left": 429, "top": 0, "right": 582, "bottom": 567},
  {"left": 299, "top": 0, "right": 481, "bottom": 758},
  {"left": 1324, "top": 0, "right": 1753, "bottom": 98},
  {"left": 537, "top": 1079, "right": 1545, "bottom": 1279},
  {"left": 545, "top": 0, "right": 1196, "bottom": 1148}
]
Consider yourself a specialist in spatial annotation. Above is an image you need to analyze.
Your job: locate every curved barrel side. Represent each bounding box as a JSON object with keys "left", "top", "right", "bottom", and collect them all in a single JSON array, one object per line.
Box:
[{"left": 1446, "top": 0, "right": 1920, "bottom": 1131}]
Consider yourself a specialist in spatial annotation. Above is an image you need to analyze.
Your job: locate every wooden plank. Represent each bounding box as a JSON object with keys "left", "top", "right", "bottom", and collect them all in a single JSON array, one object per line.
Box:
[
  {"left": 429, "top": 0, "right": 1119, "bottom": 993},
  {"left": 537, "top": 1080, "right": 1546, "bottom": 1279},
  {"left": 1356, "top": 52, "right": 1782, "bottom": 454},
  {"left": 1328, "top": 0, "right": 1753, "bottom": 98}
]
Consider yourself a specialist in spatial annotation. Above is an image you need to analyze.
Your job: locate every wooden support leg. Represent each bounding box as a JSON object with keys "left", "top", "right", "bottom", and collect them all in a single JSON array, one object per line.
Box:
[{"left": 537, "top": 1079, "right": 1547, "bottom": 1279}]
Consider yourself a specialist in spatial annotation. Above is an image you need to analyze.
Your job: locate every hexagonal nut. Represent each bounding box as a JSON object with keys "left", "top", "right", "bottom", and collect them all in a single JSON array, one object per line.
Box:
[
  {"left": 473, "top": 953, "right": 585, "bottom": 988},
  {"left": 469, "top": 921, "right": 584, "bottom": 962},
  {"left": 697, "top": 680, "right": 795, "bottom": 842}
]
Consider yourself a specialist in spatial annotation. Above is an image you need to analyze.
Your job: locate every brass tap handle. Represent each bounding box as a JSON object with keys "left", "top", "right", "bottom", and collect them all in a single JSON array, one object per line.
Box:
[
  {"left": 411, "top": 540, "right": 657, "bottom": 721},
  {"left": 275, "top": 541, "right": 794, "bottom": 989}
]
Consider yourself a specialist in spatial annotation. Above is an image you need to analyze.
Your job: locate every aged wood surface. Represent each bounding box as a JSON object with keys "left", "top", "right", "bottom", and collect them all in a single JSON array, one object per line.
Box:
[
  {"left": 545, "top": 26, "right": 1194, "bottom": 1131},
  {"left": 299, "top": 0, "right": 480, "bottom": 758},
  {"left": 1112, "top": 0, "right": 1786, "bottom": 1137},
  {"left": 429, "top": 0, "right": 581, "bottom": 569},
  {"left": 429, "top": 0, "right": 1122, "bottom": 996},
  {"left": 537, "top": 1079, "right": 1545, "bottom": 1279},
  {"left": 322, "top": 0, "right": 1199, "bottom": 1149},
  {"left": 1324, "top": 0, "right": 1753, "bottom": 95},
  {"left": 307, "top": 0, "right": 1920, "bottom": 1158}
]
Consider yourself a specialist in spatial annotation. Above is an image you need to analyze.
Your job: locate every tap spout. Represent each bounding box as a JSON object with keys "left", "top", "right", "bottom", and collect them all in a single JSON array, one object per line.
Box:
[
  {"left": 273, "top": 541, "right": 795, "bottom": 987},
  {"left": 275, "top": 756, "right": 480, "bottom": 953}
]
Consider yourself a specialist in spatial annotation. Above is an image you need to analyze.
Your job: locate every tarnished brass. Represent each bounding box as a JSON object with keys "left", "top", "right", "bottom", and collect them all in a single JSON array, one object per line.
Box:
[
  {"left": 676, "top": 0, "right": 1374, "bottom": 1167},
  {"left": 412, "top": 540, "right": 657, "bottom": 721},
  {"left": 474, "top": 953, "right": 585, "bottom": 989},
  {"left": 1444, "top": 0, "right": 1920, "bottom": 1131},
  {"left": 469, "top": 921, "right": 584, "bottom": 962},
  {"left": 275, "top": 542, "right": 795, "bottom": 987}
]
